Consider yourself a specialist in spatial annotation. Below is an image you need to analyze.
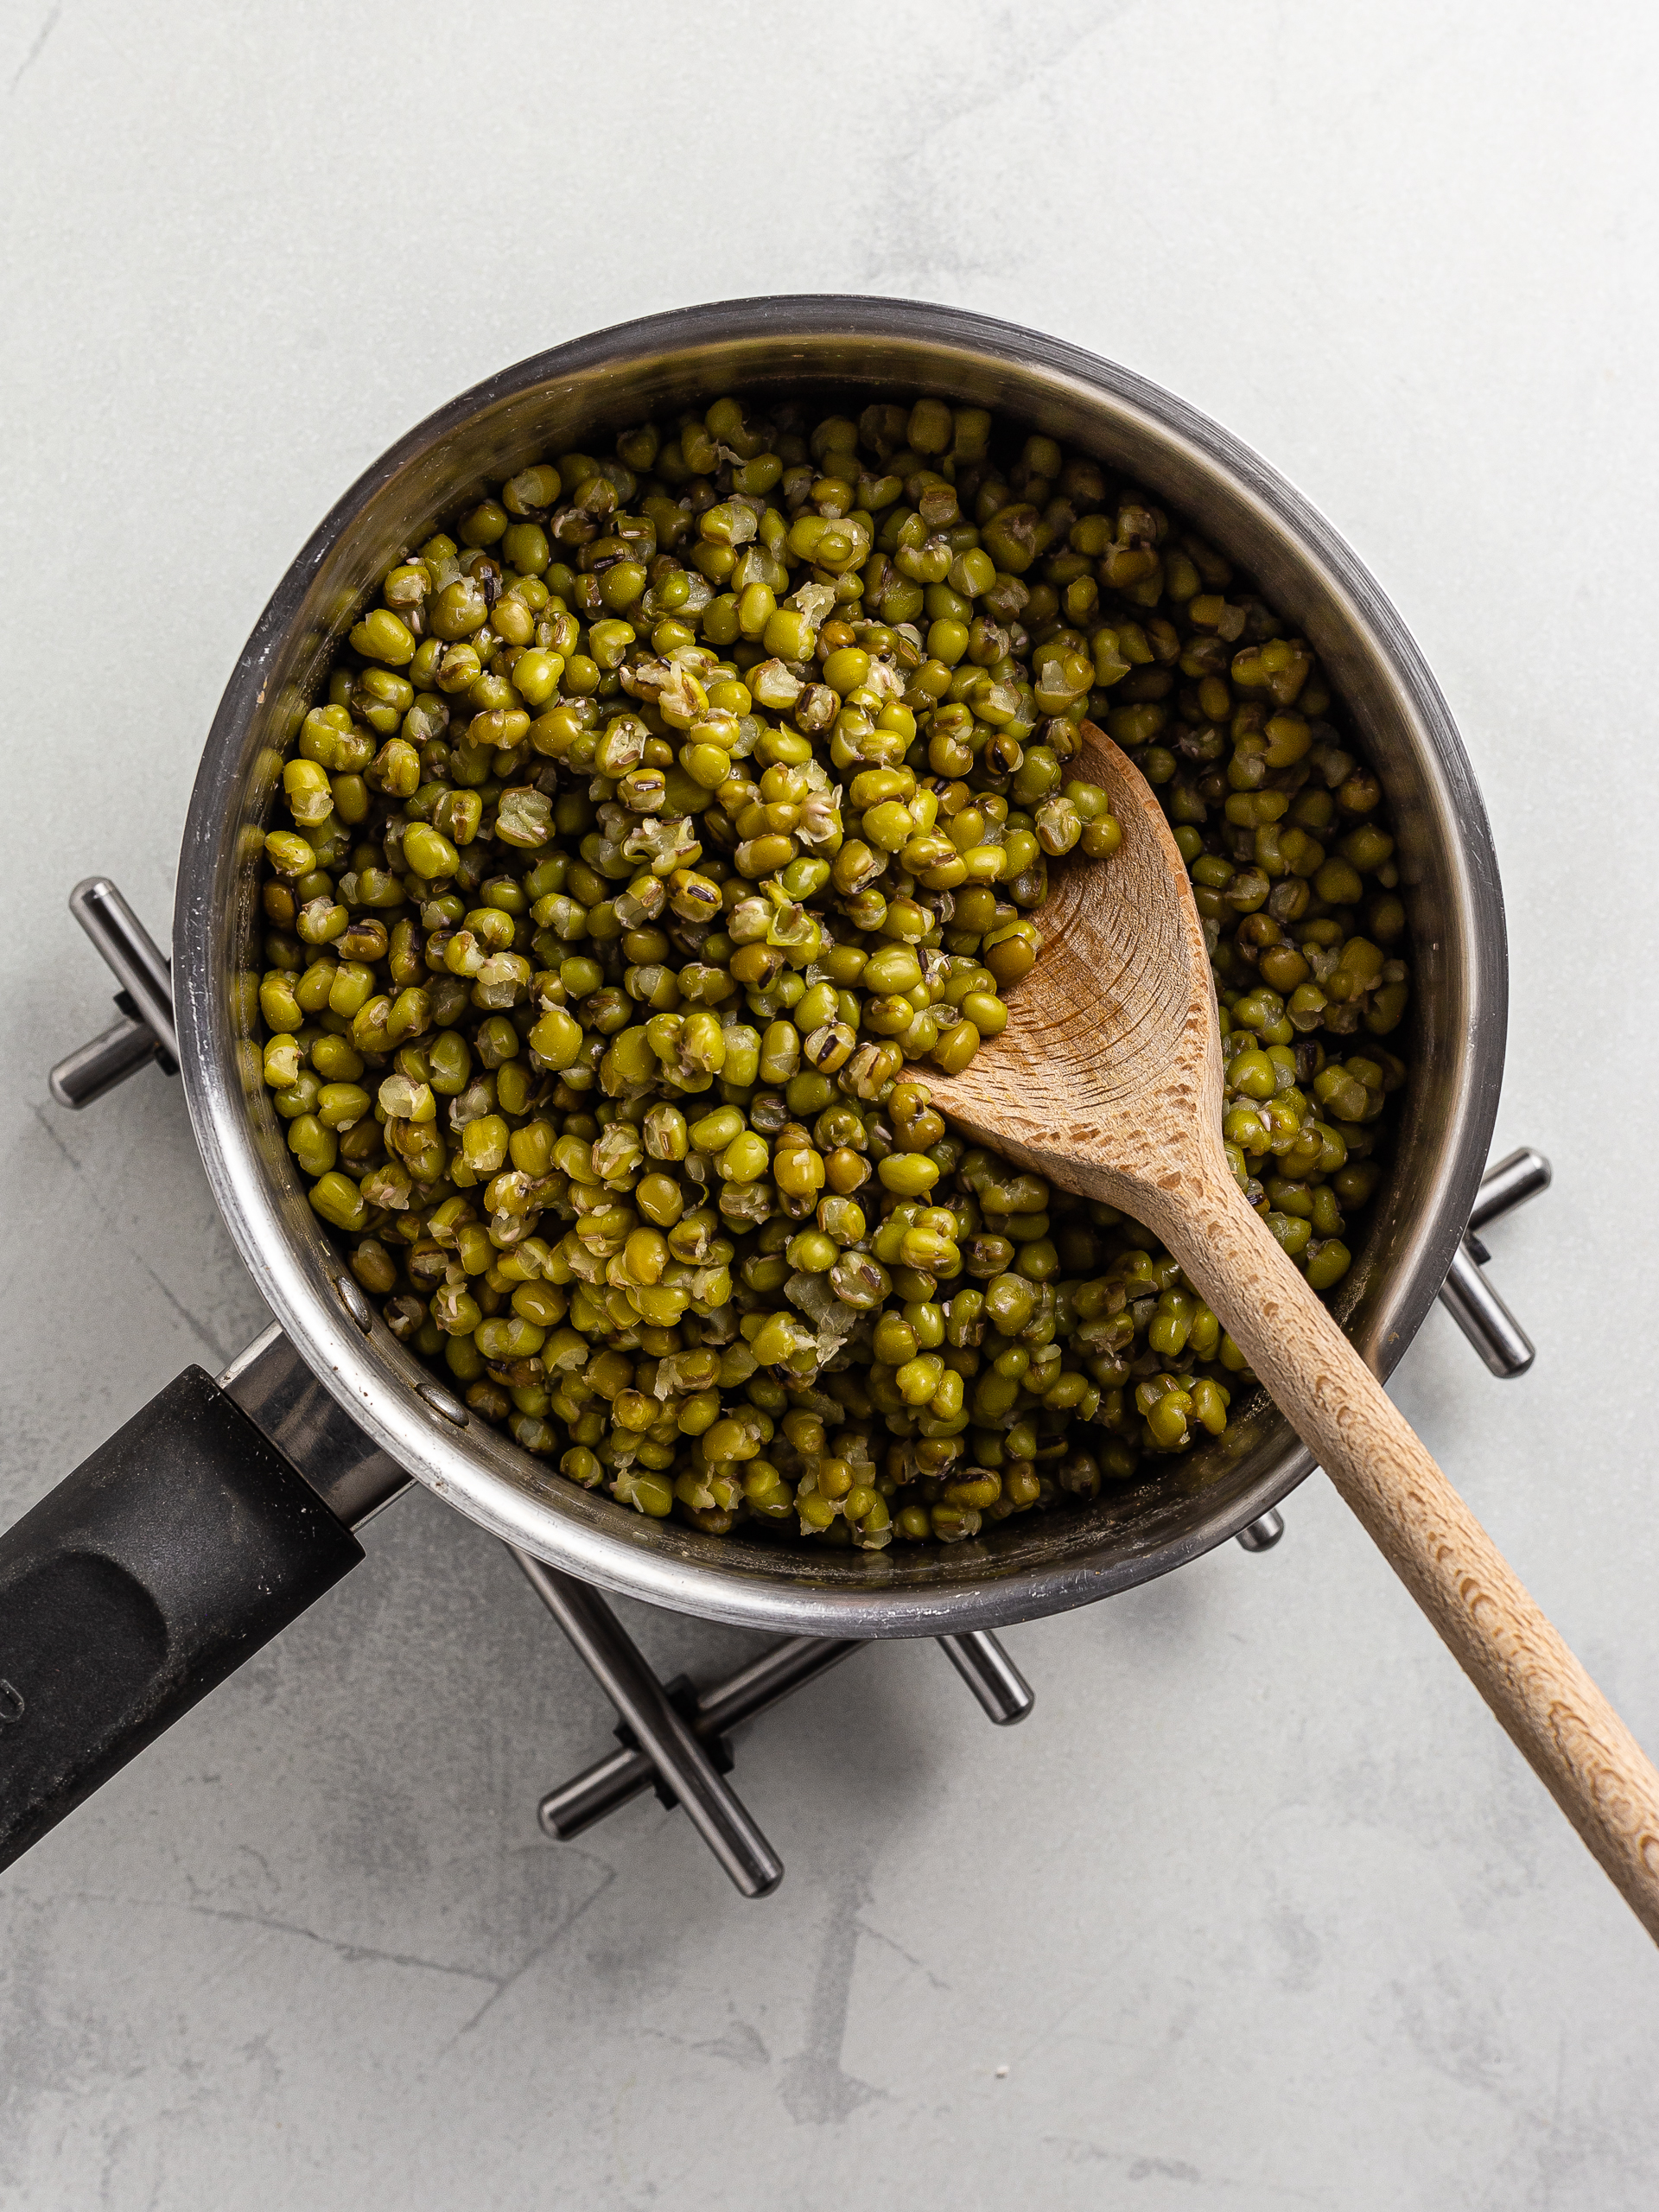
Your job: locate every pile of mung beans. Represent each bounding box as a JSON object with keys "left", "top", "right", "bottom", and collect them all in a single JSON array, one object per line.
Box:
[{"left": 255, "top": 391, "right": 1412, "bottom": 1548}]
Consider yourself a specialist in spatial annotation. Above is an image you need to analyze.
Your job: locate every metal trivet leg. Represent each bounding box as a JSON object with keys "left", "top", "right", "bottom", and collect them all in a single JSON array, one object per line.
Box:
[
  {"left": 1440, "top": 1147, "right": 1551, "bottom": 1376},
  {"left": 48, "top": 877, "right": 177, "bottom": 1106},
  {"left": 512, "top": 1550, "right": 789, "bottom": 1897},
  {"left": 524, "top": 1563, "right": 1033, "bottom": 1891},
  {"left": 1236, "top": 1509, "right": 1285, "bottom": 1552}
]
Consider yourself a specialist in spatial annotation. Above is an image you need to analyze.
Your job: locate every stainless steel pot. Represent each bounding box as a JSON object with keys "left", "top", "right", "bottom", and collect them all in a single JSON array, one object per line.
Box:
[
  {"left": 181, "top": 295, "right": 1506, "bottom": 1628},
  {"left": 0, "top": 298, "right": 1507, "bottom": 1875}
]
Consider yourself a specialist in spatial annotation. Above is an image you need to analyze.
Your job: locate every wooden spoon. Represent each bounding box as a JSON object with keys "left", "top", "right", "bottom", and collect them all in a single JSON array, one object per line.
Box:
[{"left": 931, "top": 724, "right": 1659, "bottom": 1943}]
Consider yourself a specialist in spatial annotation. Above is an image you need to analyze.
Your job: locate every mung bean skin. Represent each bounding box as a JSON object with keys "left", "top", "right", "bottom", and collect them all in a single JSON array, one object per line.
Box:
[{"left": 256, "top": 391, "right": 1413, "bottom": 1547}]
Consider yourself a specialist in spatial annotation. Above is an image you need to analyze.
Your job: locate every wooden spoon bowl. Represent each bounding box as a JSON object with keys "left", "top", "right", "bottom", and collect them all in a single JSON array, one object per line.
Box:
[
  {"left": 934, "top": 727, "right": 1224, "bottom": 1224},
  {"left": 931, "top": 726, "right": 1659, "bottom": 1944}
]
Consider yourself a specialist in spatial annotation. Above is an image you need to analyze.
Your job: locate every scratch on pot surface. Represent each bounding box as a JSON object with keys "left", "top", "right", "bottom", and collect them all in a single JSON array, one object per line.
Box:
[{"left": 779, "top": 1865, "right": 888, "bottom": 2124}]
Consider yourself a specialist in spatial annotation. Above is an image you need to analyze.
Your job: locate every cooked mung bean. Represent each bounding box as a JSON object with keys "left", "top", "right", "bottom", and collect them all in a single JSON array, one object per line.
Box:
[{"left": 255, "top": 392, "right": 1412, "bottom": 1547}]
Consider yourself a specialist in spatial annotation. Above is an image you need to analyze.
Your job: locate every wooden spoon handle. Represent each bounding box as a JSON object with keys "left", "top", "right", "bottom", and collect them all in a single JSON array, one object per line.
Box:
[{"left": 1166, "top": 1165, "right": 1659, "bottom": 1944}]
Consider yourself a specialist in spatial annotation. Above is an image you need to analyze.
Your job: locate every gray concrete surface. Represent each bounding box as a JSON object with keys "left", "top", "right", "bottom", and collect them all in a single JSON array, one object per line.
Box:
[{"left": 3, "top": 2, "right": 1658, "bottom": 2204}]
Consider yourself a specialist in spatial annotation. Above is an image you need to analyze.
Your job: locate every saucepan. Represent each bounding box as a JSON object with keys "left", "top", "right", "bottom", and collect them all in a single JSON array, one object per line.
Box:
[{"left": 0, "top": 297, "right": 1508, "bottom": 1882}]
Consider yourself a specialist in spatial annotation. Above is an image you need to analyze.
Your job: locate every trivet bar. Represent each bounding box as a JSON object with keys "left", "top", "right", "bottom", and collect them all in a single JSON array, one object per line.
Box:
[
  {"left": 67, "top": 876, "right": 177, "bottom": 1065},
  {"left": 49, "top": 1007, "right": 163, "bottom": 1109},
  {"left": 512, "top": 1548, "right": 785, "bottom": 1897},
  {"left": 49, "top": 876, "right": 176, "bottom": 1108},
  {"left": 936, "top": 1629, "right": 1036, "bottom": 1724},
  {"left": 1438, "top": 1147, "right": 1551, "bottom": 1377},
  {"left": 1236, "top": 1507, "right": 1285, "bottom": 1553},
  {"left": 540, "top": 1634, "right": 863, "bottom": 1841},
  {"left": 537, "top": 1619, "right": 1032, "bottom": 1853},
  {"left": 1440, "top": 1243, "right": 1533, "bottom": 1377},
  {"left": 1470, "top": 1147, "right": 1551, "bottom": 1231}
]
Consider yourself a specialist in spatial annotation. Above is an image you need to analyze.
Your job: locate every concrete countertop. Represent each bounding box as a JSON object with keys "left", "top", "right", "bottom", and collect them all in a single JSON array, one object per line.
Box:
[{"left": 3, "top": 3, "right": 1656, "bottom": 2204}]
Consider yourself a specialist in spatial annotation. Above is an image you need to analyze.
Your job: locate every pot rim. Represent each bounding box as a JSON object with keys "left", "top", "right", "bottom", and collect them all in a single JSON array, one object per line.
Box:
[{"left": 175, "top": 296, "right": 1507, "bottom": 1637}]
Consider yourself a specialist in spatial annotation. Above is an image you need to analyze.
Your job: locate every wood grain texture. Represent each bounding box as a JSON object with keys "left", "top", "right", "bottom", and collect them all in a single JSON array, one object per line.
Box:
[{"left": 933, "top": 725, "right": 1659, "bottom": 1945}]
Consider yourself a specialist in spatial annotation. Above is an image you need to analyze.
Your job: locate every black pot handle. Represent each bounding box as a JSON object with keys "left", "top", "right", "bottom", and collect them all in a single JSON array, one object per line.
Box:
[{"left": 0, "top": 1367, "right": 364, "bottom": 1871}]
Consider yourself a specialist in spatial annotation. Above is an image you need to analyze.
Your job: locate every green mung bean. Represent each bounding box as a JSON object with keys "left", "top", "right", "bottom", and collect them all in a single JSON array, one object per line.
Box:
[{"left": 259, "top": 388, "right": 1413, "bottom": 1548}]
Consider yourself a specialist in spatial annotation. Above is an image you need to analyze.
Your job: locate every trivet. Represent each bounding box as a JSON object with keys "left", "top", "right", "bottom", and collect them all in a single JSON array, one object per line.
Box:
[{"left": 49, "top": 876, "right": 1548, "bottom": 1893}]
